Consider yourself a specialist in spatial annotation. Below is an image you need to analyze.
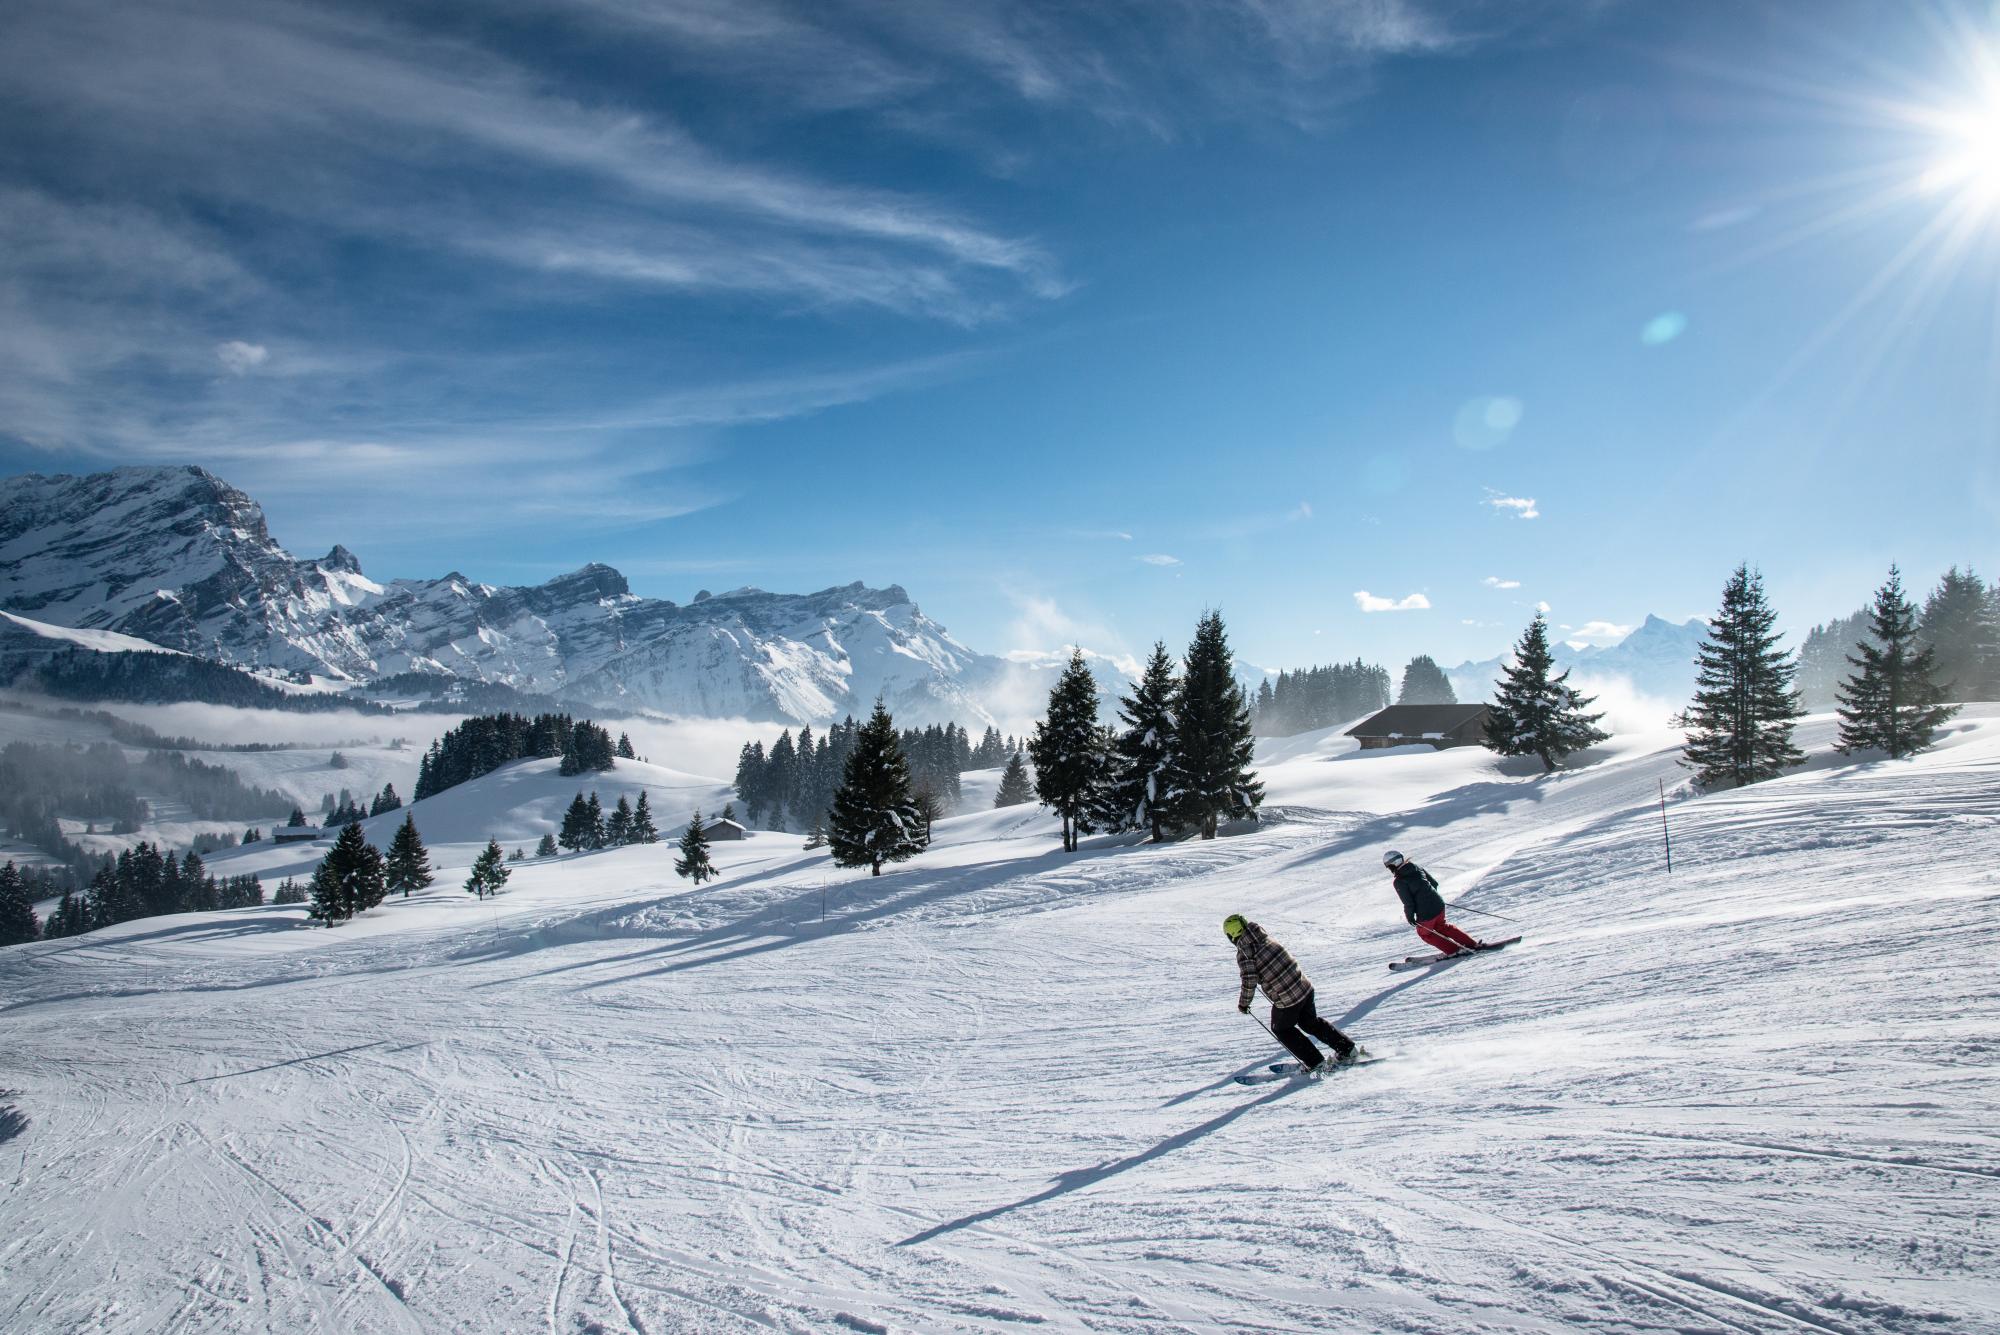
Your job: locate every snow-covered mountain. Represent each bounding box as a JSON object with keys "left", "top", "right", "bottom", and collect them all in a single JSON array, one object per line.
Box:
[
  {"left": 1447, "top": 613, "right": 1708, "bottom": 706},
  {"left": 0, "top": 467, "right": 1013, "bottom": 726}
]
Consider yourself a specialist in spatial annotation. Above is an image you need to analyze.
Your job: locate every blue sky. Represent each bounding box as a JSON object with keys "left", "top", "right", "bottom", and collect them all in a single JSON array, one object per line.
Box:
[{"left": 2, "top": 0, "right": 1997, "bottom": 671}]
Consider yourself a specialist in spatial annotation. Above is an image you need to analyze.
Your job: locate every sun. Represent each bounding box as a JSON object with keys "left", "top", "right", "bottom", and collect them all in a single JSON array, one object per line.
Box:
[{"left": 1919, "top": 82, "right": 2000, "bottom": 206}]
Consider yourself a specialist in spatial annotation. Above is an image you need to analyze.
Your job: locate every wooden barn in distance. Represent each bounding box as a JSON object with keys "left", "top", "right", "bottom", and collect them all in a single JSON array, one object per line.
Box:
[{"left": 1345, "top": 704, "right": 1492, "bottom": 751}]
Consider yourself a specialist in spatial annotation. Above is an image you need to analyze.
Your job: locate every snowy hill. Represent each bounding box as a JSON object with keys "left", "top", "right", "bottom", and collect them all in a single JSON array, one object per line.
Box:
[
  {"left": 1448, "top": 612, "right": 1708, "bottom": 710},
  {"left": 0, "top": 467, "right": 1023, "bottom": 726},
  {"left": 3, "top": 707, "right": 1996, "bottom": 1330}
]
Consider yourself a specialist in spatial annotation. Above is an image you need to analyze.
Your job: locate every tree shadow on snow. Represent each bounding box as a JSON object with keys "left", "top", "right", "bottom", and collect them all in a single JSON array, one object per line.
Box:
[
  {"left": 0, "top": 1095, "right": 25, "bottom": 1147},
  {"left": 466, "top": 829, "right": 1250, "bottom": 995},
  {"left": 898, "top": 1080, "right": 1301, "bottom": 1246}
]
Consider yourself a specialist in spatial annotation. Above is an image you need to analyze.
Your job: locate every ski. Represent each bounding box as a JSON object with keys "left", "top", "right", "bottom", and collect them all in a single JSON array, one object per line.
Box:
[
  {"left": 1233, "top": 1054, "right": 1382, "bottom": 1086},
  {"left": 1387, "top": 935, "right": 1522, "bottom": 972}
]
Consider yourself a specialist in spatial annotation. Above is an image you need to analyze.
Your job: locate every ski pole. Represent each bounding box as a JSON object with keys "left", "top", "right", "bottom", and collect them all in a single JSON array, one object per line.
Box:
[{"left": 1450, "top": 903, "right": 1523, "bottom": 924}]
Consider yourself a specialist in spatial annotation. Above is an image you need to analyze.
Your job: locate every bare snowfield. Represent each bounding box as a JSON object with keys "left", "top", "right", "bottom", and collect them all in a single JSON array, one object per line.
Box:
[{"left": 2, "top": 711, "right": 1997, "bottom": 1332}]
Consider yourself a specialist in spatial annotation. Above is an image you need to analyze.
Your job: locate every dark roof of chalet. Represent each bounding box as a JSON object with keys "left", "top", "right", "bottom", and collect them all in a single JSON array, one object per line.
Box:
[{"left": 1345, "top": 704, "right": 1491, "bottom": 737}]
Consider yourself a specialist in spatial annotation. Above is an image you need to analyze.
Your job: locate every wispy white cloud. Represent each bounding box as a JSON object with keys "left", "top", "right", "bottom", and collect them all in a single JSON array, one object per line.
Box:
[
  {"left": 216, "top": 341, "right": 269, "bottom": 375},
  {"left": 1137, "top": 553, "right": 1181, "bottom": 567},
  {"left": 1562, "top": 619, "right": 1634, "bottom": 647},
  {"left": 1483, "top": 491, "right": 1540, "bottom": 519},
  {"left": 1481, "top": 575, "right": 1521, "bottom": 589},
  {"left": 1353, "top": 590, "right": 1431, "bottom": 613}
]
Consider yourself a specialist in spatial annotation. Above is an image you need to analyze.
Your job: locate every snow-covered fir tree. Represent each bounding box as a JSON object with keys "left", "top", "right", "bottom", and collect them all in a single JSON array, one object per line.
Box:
[
  {"left": 559, "top": 793, "right": 592, "bottom": 851},
  {"left": 385, "top": 812, "right": 434, "bottom": 897},
  {"left": 674, "top": 811, "right": 717, "bottom": 885},
  {"left": 606, "top": 795, "right": 634, "bottom": 846},
  {"left": 1028, "top": 649, "right": 1113, "bottom": 852},
  {"left": 0, "top": 862, "right": 39, "bottom": 947},
  {"left": 1106, "top": 641, "right": 1179, "bottom": 841},
  {"left": 464, "top": 839, "right": 510, "bottom": 899},
  {"left": 1838, "top": 566, "right": 1958, "bottom": 758},
  {"left": 1168, "top": 612, "right": 1263, "bottom": 839},
  {"left": 286, "top": 806, "right": 307, "bottom": 827},
  {"left": 993, "top": 750, "right": 1034, "bottom": 808},
  {"left": 617, "top": 731, "right": 636, "bottom": 759},
  {"left": 1484, "top": 613, "right": 1609, "bottom": 772},
  {"left": 803, "top": 816, "right": 827, "bottom": 849},
  {"left": 1918, "top": 566, "right": 1997, "bottom": 702},
  {"left": 1679, "top": 563, "right": 1805, "bottom": 789},
  {"left": 308, "top": 822, "right": 387, "bottom": 925},
  {"left": 828, "top": 701, "right": 926, "bottom": 876},
  {"left": 1397, "top": 655, "right": 1457, "bottom": 706},
  {"left": 584, "top": 792, "right": 605, "bottom": 849},
  {"left": 369, "top": 783, "right": 401, "bottom": 815},
  {"left": 631, "top": 791, "right": 659, "bottom": 843},
  {"left": 536, "top": 833, "right": 559, "bottom": 858}
]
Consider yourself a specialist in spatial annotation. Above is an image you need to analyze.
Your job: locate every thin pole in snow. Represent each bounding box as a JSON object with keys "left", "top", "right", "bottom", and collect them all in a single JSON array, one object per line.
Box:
[{"left": 1658, "top": 779, "right": 1673, "bottom": 875}]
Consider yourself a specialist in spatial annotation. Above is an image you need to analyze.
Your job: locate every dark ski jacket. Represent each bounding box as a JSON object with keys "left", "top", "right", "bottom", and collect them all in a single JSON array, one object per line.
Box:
[
  {"left": 1391, "top": 862, "right": 1446, "bottom": 924},
  {"left": 1234, "top": 921, "right": 1313, "bottom": 1011}
]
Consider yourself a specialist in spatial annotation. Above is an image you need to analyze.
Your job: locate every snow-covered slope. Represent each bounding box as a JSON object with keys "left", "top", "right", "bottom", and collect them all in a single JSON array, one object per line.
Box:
[
  {"left": 0, "top": 467, "right": 1015, "bottom": 725},
  {"left": 2, "top": 712, "right": 1995, "bottom": 1332}
]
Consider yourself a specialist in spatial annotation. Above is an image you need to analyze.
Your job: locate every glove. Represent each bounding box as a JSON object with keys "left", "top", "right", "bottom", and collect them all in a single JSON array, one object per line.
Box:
[{"left": 1237, "top": 1000, "right": 1250, "bottom": 1014}]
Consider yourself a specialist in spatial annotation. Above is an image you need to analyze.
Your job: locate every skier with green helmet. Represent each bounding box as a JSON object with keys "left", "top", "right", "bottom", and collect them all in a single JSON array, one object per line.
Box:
[{"left": 1224, "top": 914, "right": 1362, "bottom": 1076}]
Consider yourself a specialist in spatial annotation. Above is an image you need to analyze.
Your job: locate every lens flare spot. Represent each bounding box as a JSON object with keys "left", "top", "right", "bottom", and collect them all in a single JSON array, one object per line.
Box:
[
  {"left": 1453, "top": 396, "right": 1524, "bottom": 450},
  {"left": 1641, "top": 311, "right": 1688, "bottom": 346}
]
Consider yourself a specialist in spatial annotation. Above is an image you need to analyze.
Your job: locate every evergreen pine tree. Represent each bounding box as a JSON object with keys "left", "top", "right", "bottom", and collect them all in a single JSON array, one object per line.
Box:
[
  {"left": 1106, "top": 641, "right": 1180, "bottom": 841},
  {"left": 721, "top": 801, "right": 738, "bottom": 823},
  {"left": 536, "top": 833, "right": 559, "bottom": 857},
  {"left": 1028, "top": 649, "right": 1113, "bottom": 852},
  {"left": 675, "top": 810, "right": 717, "bottom": 884},
  {"left": 1918, "top": 566, "right": 1998, "bottom": 701},
  {"left": 287, "top": 806, "right": 307, "bottom": 828},
  {"left": 631, "top": 791, "right": 659, "bottom": 843},
  {"left": 585, "top": 792, "right": 605, "bottom": 849},
  {"left": 1679, "top": 563, "right": 1806, "bottom": 789},
  {"left": 617, "top": 731, "right": 637, "bottom": 759},
  {"left": 1484, "top": 613, "right": 1610, "bottom": 771},
  {"left": 994, "top": 751, "right": 1034, "bottom": 808},
  {"left": 559, "top": 793, "right": 591, "bottom": 851},
  {"left": 0, "top": 862, "right": 39, "bottom": 947},
  {"left": 1396, "top": 655, "right": 1458, "bottom": 706},
  {"left": 803, "top": 816, "right": 827, "bottom": 849},
  {"left": 1167, "top": 612, "right": 1264, "bottom": 839},
  {"left": 828, "top": 700, "right": 926, "bottom": 875},
  {"left": 308, "top": 822, "right": 387, "bottom": 925},
  {"left": 464, "top": 839, "right": 511, "bottom": 898},
  {"left": 385, "top": 812, "right": 434, "bottom": 898},
  {"left": 606, "top": 795, "right": 634, "bottom": 846},
  {"left": 1837, "top": 566, "right": 1959, "bottom": 757}
]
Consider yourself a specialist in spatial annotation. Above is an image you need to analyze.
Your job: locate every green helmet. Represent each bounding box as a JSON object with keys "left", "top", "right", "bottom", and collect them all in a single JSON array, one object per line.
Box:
[{"left": 1223, "top": 914, "right": 1247, "bottom": 942}]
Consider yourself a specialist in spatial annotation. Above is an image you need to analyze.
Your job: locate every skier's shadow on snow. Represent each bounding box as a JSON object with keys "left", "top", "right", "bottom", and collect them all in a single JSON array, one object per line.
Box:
[
  {"left": 1160, "top": 966, "right": 1457, "bottom": 1110},
  {"left": 898, "top": 1081, "right": 1302, "bottom": 1247}
]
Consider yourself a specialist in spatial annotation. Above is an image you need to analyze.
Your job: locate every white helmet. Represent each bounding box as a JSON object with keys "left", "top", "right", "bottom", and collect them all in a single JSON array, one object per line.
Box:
[{"left": 1382, "top": 849, "right": 1406, "bottom": 869}]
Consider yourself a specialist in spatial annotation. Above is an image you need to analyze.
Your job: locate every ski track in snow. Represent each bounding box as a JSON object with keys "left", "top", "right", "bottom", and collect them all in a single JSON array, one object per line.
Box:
[{"left": 3, "top": 712, "right": 1998, "bottom": 1331}]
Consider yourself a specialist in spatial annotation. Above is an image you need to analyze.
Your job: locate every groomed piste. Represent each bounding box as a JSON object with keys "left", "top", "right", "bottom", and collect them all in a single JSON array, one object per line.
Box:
[{"left": 3, "top": 710, "right": 1997, "bottom": 1332}]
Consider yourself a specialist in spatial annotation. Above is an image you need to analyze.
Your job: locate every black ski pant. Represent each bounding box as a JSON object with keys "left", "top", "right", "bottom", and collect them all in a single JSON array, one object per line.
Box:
[{"left": 1269, "top": 989, "right": 1355, "bottom": 1069}]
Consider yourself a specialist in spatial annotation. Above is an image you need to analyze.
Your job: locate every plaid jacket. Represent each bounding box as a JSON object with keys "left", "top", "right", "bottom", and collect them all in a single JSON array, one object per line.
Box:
[{"left": 1235, "top": 922, "right": 1313, "bottom": 1010}]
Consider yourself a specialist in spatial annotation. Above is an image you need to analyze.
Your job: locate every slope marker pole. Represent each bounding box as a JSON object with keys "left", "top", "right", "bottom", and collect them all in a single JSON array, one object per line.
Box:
[{"left": 1658, "top": 778, "right": 1673, "bottom": 875}]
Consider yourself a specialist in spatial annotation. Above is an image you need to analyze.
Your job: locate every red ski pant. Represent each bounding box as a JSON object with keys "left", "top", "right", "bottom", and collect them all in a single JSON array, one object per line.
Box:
[{"left": 1413, "top": 912, "right": 1480, "bottom": 956}]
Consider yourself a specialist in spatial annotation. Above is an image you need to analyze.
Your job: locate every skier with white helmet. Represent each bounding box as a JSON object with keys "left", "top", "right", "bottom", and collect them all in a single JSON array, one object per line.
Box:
[
  {"left": 1223, "top": 914, "right": 1362, "bottom": 1076},
  {"left": 1382, "top": 849, "right": 1489, "bottom": 957}
]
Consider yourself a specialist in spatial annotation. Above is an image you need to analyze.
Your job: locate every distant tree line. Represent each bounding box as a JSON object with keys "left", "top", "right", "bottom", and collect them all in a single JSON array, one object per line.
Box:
[
  {"left": 1252, "top": 660, "right": 1393, "bottom": 737},
  {"left": 31, "top": 843, "right": 264, "bottom": 940},
  {"left": 1793, "top": 566, "right": 1996, "bottom": 710},
  {"left": 732, "top": 720, "right": 1022, "bottom": 834},
  {"left": 413, "top": 712, "right": 619, "bottom": 800},
  {"left": 558, "top": 790, "right": 660, "bottom": 851},
  {"left": 21, "top": 647, "right": 395, "bottom": 714},
  {"left": 0, "top": 740, "right": 292, "bottom": 889}
]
